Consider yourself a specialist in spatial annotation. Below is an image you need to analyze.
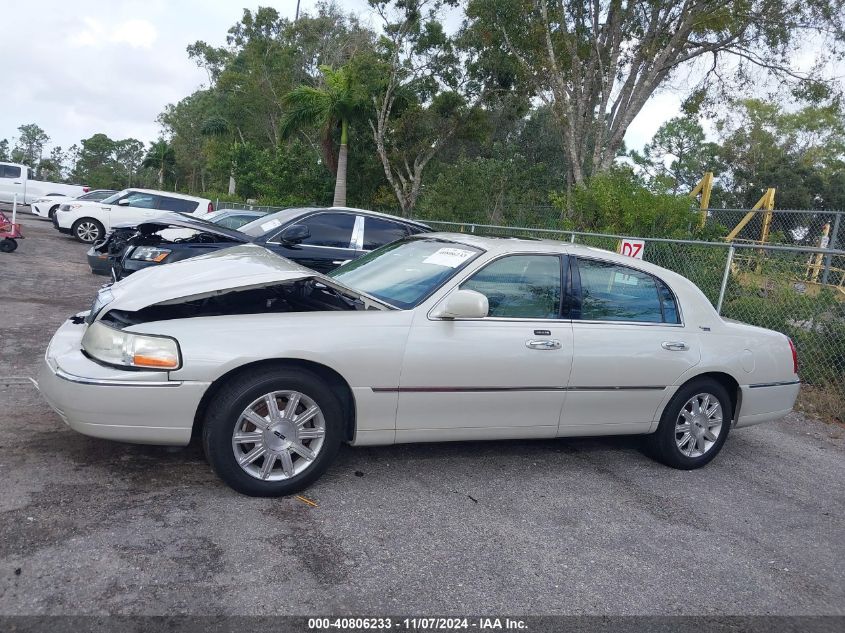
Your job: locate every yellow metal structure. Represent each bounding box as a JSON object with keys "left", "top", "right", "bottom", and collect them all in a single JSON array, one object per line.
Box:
[
  {"left": 806, "top": 222, "right": 831, "bottom": 284},
  {"left": 690, "top": 172, "right": 714, "bottom": 228},
  {"left": 724, "top": 188, "right": 776, "bottom": 242}
]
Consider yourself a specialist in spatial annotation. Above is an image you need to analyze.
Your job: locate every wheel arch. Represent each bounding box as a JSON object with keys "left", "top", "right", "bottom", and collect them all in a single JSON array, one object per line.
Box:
[
  {"left": 192, "top": 358, "right": 357, "bottom": 442},
  {"left": 677, "top": 371, "right": 741, "bottom": 423}
]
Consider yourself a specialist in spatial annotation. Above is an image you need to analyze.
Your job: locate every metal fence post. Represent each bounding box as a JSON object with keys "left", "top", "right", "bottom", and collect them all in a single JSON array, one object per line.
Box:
[
  {"left": 716, "top": 246, "right": 735, "bottom": 314},
  {"left": 821, "top": 213, "right": 841, "bottom": 286},
  {"left": 570, "top": 233, "right": 576, "bottom": 243}
]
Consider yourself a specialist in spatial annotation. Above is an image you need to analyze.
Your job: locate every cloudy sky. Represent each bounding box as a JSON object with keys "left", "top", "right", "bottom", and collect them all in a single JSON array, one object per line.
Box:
[{"left": 4, "top": 0, "right": 687, "bottom": 156}]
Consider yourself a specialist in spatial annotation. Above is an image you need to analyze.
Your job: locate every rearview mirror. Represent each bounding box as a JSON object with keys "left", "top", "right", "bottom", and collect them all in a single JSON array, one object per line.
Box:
[
  {"left": 117, "top": 198, "right": 130, "bottom": 206},
  {"left": 280, "top": 224, "right": 310, "bottom": 244},
  {"left": 431, "top": 289, "right": 488, "bottom": 320}
]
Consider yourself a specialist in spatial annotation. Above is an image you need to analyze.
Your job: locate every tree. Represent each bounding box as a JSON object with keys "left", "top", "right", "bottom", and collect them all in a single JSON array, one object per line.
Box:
[
  {"left": 714, "top": 98, "right": 845, "bottom": 210},
  {"left": 0, "top": 139, "right": 9, "bottom": 161},
  {"left": 114, "top": 139, "right": 146, "bottom": 188},
  {"left": 38, "top": 146, "right": 67, "bottom": 182},
  {"left": 13, "top": 123, "right": 49, "bottom": 167},
  {"left": 71, "top": 133, "right": 118, "bottom": 189},
  {"left": 282, "top": 65, "right": 366, "bottom": 206},
  {"left": 631, "top": 117, "right": 720, "bottom": 194},
  {"left": 463, "top": 0, "right": 845, "bottom": 187},
  {"left": 143, "top": 140, "right": 176, "bottom": 189},
  {"left": 367, "top": 0, "right": 480, "bottom": 216},
  {"left": 550, "top": 166, "right": 695, "bottom": 236}
]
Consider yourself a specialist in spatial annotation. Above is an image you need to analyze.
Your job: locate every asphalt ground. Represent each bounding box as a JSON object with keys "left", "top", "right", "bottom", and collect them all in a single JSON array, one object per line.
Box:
[{"left": 1, "top": 211, "right": 844, "bottom": 616}]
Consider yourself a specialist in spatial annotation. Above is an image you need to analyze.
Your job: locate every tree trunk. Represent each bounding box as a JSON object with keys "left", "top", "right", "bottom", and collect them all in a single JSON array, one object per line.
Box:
[
  {"left": 333, "top": 119, "right": 348, "bottom": 207},
  {"left": 228, "top": 174, "right": 236, "bottom": 195}
]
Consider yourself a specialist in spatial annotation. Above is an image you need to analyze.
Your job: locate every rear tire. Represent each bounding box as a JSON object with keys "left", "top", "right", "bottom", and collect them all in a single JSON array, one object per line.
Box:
[
  {"left": 72, "top": 218, "right": 104, "bottom": 243},
  {"left": 0, "top": 239, "right": 16, "bottom": 253},
  {"left": 48, "top": 205, "right": 59, "bottom": 220},
  {"left": 646, "top": 378, "right": 732, "bottom": 469},
  {"left": 202, "top": 366, "right": 343, "bottom": 497}
]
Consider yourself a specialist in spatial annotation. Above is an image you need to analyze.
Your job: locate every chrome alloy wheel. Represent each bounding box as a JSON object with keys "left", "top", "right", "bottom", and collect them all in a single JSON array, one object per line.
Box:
[
  {"left": 231, "top": 391, "right": 326, "bottom": 481},
  {"left": 76, "top": 221, "right": 100, "bottom": 242},
  {"left": 675, "top": 392, "right": 723, "bottom": 458}
]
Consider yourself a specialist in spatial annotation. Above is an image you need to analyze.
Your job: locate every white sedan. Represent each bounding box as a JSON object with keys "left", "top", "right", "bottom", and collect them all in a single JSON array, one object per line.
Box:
[
  {"left": 38, "top": 235, "right": 800, "bottom": 496},
  {"left": 31, "top": 189, "right": 117, "bottom": 219}
]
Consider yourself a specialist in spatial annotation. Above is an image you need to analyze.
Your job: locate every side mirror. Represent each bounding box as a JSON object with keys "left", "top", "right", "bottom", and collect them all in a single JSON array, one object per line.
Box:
[
  {"left": 280, "top": 224, "right": 310, "bottom": 245},
  {"left": 117, "top": 198, "right": 130, "bottom": 206},
  {"left": 431, "top": 289, "right": 489, "bottom": 320}
]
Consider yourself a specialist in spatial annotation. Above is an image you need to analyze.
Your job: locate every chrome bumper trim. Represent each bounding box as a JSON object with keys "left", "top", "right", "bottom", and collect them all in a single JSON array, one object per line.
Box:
[
  {"left": 748, "top": 380, "right": 801, "bottom": 389},
  {"left": 54, "top": 367, "right": 181, "bottom": 388}
]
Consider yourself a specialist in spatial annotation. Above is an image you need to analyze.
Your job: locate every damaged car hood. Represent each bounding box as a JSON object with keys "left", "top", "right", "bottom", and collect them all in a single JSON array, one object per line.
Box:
[
  {"left": 104, "top": 244, "right": 385, "bottom": 313},
  {"left": 126, "top": 213, "right": 251, "bottom": 242}
]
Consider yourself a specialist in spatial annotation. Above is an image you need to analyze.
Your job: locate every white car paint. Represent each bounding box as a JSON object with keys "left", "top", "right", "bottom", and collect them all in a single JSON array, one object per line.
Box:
[
  {"left": 0, "top": 161, "right": 88, "bottom": 204},
  {"left": 31, "top": 190, "right": 116, "bottom": 218},
  {"left": 53, "top": 188, "right": 214, "bottom": 242},
  {"left": 38, "top": 235, "right": 800, "bottom": 459}
]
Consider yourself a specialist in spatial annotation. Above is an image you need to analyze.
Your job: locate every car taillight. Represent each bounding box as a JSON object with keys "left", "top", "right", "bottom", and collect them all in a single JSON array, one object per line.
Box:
[
  {"left": 207, "top": 202, "right": 214, "bottom": 214},
  {"left": 788, "top": 337, "right": 798, "bottom": 375}
]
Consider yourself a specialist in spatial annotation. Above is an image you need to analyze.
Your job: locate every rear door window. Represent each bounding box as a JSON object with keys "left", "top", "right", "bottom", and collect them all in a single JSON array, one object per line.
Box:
[
  {"left": 363, "top": 217, "right": 410, "bottom": 250},
  {"left": 575, "top": 258, "right": 679, "bottom": 323}
]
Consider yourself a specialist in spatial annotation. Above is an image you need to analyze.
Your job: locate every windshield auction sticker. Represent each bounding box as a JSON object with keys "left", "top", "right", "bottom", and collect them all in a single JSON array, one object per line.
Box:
[
  {"left": 422, "top": 247, "right": 476, "bottom": 268},
  {"left": 260, "top": 218, "right": 282, "bottom": 232}
]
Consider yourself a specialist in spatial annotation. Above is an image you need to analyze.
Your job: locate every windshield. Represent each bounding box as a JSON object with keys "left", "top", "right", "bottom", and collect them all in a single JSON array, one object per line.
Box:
[
  {"left": 100, "top": 189, "right": 130, "bottom": 205},
  {"left": 329, "top": 238, "right": 483, "bottom": 309}
]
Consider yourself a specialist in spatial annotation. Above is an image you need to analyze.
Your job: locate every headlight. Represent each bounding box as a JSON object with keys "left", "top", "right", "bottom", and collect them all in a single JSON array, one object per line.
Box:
[
  {"left": 82, "top": 321, "right": 181, "bottom": 370},
  {"left": 131, "top": 246, "right": 171, "bottom": 262}
]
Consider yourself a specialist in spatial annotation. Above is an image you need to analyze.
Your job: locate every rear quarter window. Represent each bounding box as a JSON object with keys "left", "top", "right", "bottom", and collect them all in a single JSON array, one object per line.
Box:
[{"left": 159, "top": 197, "right": 199, "bottom": 213}]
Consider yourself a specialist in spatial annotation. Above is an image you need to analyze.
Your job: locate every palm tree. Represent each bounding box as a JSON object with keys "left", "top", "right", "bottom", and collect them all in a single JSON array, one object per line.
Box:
[
  {"left": 142, "top": 140, "right": 176, "bottom": 189},
  {"left": 282, "top": 65, "right": 362, "bottom": 207}
]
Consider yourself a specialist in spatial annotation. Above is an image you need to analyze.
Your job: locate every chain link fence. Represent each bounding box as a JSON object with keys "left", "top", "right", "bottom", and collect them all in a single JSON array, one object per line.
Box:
[
  {"left": 421, "top": 219, "right": 845, "bottom": 406},
  {"left": 214, "top": 200, "right": 288, "bottom": 214}
]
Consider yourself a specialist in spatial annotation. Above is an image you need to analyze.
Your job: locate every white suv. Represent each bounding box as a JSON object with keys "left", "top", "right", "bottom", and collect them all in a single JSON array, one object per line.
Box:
[{"left": 53, "top": 188, "right": 215, "bottom": 243}]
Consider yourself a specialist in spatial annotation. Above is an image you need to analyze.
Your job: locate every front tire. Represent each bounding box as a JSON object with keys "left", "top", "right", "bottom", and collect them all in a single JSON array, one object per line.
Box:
[
  {"left": 48, "top": 205, "right": 59, "bottom": 220},
  {"left": 646, "top": 378, "right": 732, "bottom": 469},
  {"left": 202, "top": 367, "right": 343, "bottom": 496},
  {"left": 72, "top": 218, "right": 104, "bottom": 243},
  {"left": 0, "top": 239, "right": 17, "bottom": 253}
]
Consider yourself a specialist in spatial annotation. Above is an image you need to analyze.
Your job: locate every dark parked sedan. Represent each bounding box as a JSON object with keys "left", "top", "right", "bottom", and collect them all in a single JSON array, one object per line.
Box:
[
  {"left": 93, "top": 206, "right": 431, "bottom": 279},
  {"left": 86, "top": 209, "right": 265, "bottom": 276}
]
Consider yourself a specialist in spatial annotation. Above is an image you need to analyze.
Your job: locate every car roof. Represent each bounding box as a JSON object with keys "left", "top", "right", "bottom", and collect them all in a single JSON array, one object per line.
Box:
[
  {"left": 415, "top": 232, "right": 690, "bottom": 282},
  {"left": 241, "top": 206, "right": 430, "bottom": 236}
]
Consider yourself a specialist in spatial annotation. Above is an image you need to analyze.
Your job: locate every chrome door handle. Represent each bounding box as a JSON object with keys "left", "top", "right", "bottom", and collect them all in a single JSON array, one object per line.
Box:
[
  {"left": 662, "top": 341, "right": 689, "bottom": 351},
  {"left": 526, "top": 339, "right": 561, "bottom": 350}
]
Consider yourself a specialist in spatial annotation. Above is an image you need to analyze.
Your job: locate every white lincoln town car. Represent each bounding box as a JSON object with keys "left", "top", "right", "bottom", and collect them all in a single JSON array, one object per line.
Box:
[{"left": 38, "top": 234, "right": 801, "bottom": 496}]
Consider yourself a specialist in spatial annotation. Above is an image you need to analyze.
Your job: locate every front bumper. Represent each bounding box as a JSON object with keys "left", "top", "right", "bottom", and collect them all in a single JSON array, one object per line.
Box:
[
  {"left": 86, "top": 246, "right": 113, "bottom": 276},
  {"left": 52, "top": 213, "right": 72, "bottom": 234},
  {"left": 37, "top": 316, "right": 210, "bottom": 446},
  {"left": 31, "top": 203, "right": 50, "bottom": 218}
]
